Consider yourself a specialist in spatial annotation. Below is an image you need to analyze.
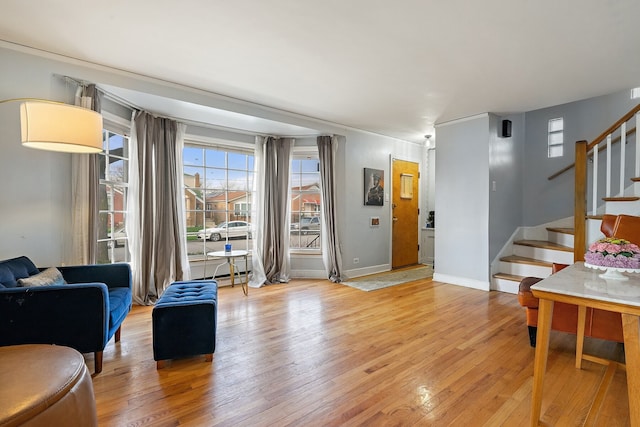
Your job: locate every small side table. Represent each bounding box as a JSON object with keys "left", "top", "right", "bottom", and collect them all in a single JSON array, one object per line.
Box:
[{"left": 207, "top": 250, "right": 249, "bottom": 296}]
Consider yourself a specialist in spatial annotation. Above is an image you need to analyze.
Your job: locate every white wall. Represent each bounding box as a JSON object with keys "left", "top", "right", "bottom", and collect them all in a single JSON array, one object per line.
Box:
[
  {"left": 0, "top": 45, "right": 424, "bottom": 277},
  {"left": 433, "top": 114, "right": 490, "bottom": 290}
]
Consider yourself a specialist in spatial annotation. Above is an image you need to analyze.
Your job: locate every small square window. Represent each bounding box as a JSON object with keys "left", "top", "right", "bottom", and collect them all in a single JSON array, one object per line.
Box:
[{"left": 548, "top": 117, "right": 564, "bottom": 158}]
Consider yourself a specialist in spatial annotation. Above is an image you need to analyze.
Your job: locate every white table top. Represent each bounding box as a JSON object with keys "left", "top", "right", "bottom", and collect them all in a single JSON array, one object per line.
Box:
[
  {"left": 208, "top": 250, "right": 249, "bottom": 258},
  {"left": 531, "top": 261, "right": 640, "bottom": 306}
]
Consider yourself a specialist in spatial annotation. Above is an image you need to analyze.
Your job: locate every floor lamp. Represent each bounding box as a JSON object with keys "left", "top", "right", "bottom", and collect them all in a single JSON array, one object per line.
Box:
[{"left": 0, "top": 99, "right": 103, "bottom": 153}]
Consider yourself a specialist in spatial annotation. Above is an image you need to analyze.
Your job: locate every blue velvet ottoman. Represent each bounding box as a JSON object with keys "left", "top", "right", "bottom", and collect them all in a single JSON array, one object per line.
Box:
[{"left": 152, "top": 280, "right": 218, "bottom": 369}]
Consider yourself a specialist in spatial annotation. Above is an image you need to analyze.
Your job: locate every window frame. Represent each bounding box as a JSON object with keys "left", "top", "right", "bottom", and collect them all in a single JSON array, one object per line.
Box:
[
  {"left": 289, "top": 147, "right": 322, "bottom": 254},
  {"left": 548, "top": 117, "right": 564, "bottom": 158},
  {"left": 182, "top": 137, "right": 255, "bottom": 262},
  {"left": 96, "top": 114, "right": 131, "bottom": 264}
]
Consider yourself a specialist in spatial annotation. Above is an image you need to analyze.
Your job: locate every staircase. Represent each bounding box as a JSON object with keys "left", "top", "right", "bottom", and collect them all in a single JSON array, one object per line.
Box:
[
  {"left": 492, "top": 227, "right": 575, "bottom": 294},
  {"left": 492, "top": 103, "right": 640, "bottom": 294}
]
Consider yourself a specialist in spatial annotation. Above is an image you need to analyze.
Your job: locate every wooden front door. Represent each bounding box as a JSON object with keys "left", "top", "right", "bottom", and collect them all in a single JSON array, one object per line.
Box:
[{"left": 391, "top": 159, "right": 419, "bottom": 269}]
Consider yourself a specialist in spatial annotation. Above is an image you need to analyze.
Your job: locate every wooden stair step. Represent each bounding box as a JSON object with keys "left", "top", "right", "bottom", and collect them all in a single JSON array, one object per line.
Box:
[
  {"left": 492, "top": 272, "right": 526, "bottom": 282},
  {"left": 513, "top": 240, "right": 573, "bottom": 252},
  {"left": 602, "top": 196, "right": 640, "bottom": 202},
  {"left": 631, "top": 177, "right": 640, "bottom": 182},
  {"left": 500, "top": 255, "right": 553, "bottom": 267},
  {"left": 546, "top": 227, "right": 574, "bottom": 235}
]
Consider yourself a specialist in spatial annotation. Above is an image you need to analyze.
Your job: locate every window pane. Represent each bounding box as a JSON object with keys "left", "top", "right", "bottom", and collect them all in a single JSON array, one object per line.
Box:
[
  {"left": 108, "top": 159, "right": 127, "bottom": 183},
  {"left": 184, "top": 146, "right": 204, "bottom": 166},
  {"left": 549, "top": 144, "right": 563, "bottom": 158},
  {"left": 206, "top": 168, "right": 226, "bottom": 191},
  {"left": 549, "top": 118, "right": 564, "bottom": 132},
  {"left": 548, "top": 132, "right": 563, "bottom": 145},
  {"left": 108, "top": 133, "right": 125, "bottom": 151},
  {"left": 228, "top": 152, "right": 249, "bottom": 170},
  {"left": 205, "top": 149, "right": 226, "bottom": 168},
  {"left": 300, "top": 158, "right": 320, "bottom": 173}
]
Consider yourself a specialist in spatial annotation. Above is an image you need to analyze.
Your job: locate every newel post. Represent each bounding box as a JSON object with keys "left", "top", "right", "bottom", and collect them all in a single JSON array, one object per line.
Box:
[{"left": 574, "top": 140, "right": 588, "bottom": 262}]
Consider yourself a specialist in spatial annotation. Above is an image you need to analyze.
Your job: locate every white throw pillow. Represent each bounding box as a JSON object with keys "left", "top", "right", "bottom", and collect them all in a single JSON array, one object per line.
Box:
[{"left": 17, "top": 267, "right": 66, "bottom": 287}]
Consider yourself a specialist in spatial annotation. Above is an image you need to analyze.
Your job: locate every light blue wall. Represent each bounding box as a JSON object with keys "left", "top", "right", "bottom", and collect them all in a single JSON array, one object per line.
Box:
[
  {"left": 0, "top": 45, "right": 424, "bottom": 276},
  {"left": 523, "top": 89, "right": 639, "bottom": 225},
  {"left": 434, "top": 114, "right": 490, "bottom": 289},
  {"left": 489, "top": 113, "right": 524, "bottom": 261}
]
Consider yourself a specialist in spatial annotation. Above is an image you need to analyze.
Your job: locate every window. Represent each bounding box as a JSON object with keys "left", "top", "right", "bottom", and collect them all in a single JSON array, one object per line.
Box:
[
  {"left": 97, "top": 129, "right": 130, "bottom": 264},
  {"left": 183, "top": 144, "right": 254, "bottom": 260},
  {"left": 548, "top": 117, "right": 564, "bottom": 158},
  {"left": 290, "top": 154, "right": 322, "bottom": 251}
]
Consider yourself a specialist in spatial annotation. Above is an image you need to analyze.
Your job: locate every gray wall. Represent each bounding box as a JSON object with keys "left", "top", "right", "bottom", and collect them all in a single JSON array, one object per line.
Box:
[
  {"left": 0, "top": 45, "right": 424, "bottom": 277},
  {"left": 434, "top": 114, "right": 490, "bottom": 289},
  {"left": 489, "top": 113, "right": 524, "bottom": 261},
  {"left": 523, "top": 89, "right": 639, "bottom": 225}
]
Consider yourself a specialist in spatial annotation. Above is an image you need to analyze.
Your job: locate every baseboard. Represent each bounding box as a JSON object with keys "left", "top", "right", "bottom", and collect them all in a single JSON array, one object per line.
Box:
[
  {"left": 344, "top": 264, "right": 391, "bottom": 280},
  {"left": 290, "top": 269, "right": 327, "bottom": 279},
  {"left": 433, "top": 273, "right": 490, "bottom": 291}
]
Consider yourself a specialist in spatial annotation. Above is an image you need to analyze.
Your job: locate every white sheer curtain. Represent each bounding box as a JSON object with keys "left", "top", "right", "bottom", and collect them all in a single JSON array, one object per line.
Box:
[
  {"left": 127, "top": 111, "right": 190, "bottom": 305},
  {"left": 249, "top": 136, "right": 293, "bottom": 286},
  {"left": 249, "top": 136, "right": 267, "bottom": 287}
]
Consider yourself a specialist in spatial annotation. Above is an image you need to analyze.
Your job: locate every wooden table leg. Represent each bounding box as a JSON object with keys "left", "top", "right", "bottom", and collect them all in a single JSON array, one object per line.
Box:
[
  {"left": 242, "top": 255, "right": 248, "bottom": 296},
  {"left": 576, "top": 305, "right": 587, "bottom": 369},
  {"left": 621, "top": 313, "right": 640, "bottom": 426},
  {"left": 531, "top": 298, "right": 554, "bottom": 427}
]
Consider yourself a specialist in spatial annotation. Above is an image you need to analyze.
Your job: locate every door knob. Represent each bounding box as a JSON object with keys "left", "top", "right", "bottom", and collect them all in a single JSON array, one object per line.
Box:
[{"left": 393, "top": 217, "right": 398, "bottom": 222}]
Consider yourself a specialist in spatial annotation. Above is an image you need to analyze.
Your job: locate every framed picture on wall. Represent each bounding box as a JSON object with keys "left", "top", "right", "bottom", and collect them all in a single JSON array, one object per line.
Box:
[{"left": 364, "top": 168, "right": 384, "bottom": 206}]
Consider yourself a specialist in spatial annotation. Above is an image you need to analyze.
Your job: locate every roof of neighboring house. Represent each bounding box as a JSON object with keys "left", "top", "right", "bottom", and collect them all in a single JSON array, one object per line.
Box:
[{"left": 205, "top": 191, "right": 249, "bottom": 203}]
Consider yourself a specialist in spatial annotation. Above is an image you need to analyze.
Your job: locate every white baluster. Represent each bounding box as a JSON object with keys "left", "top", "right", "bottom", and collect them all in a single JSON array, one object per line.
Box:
[
  {"left": 636, "top": 113, "right": 640, "bottom": 177},
  {"left": 606, "top": 134, "right": 612, "bottom": 197},
  {"left": 592, "top": 144, "right": 599, "bottom": 215},
  {"left": 620, "top": 122, "right": 626, "bottom": 196}
]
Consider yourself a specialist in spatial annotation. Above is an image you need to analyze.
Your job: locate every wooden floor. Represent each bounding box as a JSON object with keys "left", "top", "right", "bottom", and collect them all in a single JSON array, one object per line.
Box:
[{"left": 90, "top": 277, "right": 631, "bottom": 426}]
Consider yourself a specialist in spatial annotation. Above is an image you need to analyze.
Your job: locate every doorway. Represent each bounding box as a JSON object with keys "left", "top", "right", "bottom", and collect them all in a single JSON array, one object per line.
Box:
[{"left": 391, "top": 158, "right": 419, "bottom": 269}]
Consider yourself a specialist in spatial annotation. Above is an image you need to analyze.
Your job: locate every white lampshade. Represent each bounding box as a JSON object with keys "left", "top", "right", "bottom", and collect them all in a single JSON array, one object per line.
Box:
[{"left": 20, "top": 101, "right": 103, "bottom": 153}]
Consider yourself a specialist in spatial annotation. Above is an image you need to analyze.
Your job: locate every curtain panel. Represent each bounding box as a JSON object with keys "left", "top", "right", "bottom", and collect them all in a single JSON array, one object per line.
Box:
[
  {"left": 317, "top": 135, "right": 343, "bottom": 282},
  {"left": 250, "top": 136, "right": 293, "bottom": 286},
  {"left": 69, "top": 84, "right": 101, "bottom": 265},
  {"left": 128, "top": 111, "right": 190, "bottom": 305}
]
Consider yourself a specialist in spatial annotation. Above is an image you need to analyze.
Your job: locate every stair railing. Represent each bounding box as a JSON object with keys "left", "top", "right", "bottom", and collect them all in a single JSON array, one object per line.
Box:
[{"left": 574, "top": 103, "right": 640, "bottom": 261}]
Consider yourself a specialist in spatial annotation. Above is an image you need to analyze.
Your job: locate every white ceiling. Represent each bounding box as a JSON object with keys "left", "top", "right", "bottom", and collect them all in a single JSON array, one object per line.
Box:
[{"left": 2, "top": 0, "right": 640, "bottom": 143}]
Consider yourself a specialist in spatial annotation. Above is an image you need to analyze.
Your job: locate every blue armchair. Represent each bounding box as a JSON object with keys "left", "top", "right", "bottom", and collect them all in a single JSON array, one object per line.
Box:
[{"left": 0, "top": 256, "right": 132, "bottom": 374}]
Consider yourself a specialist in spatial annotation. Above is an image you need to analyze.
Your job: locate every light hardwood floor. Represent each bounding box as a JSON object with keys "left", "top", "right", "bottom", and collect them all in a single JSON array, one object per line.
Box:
[{"left": 90, "top": 277, "right": 630, "bottom": 426}]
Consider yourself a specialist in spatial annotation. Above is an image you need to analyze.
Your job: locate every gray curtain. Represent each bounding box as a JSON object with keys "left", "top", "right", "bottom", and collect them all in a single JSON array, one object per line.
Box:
[
  {"left": 129, "top": 111, "right": 190, "bottom": 304},
  {"left": 317, "top": 135, "right": 343, "bottom": 282},
  {"left": 259, "top": 136, "right": 293, "bottom": 283},
  {"left": 70, "top": 84, "right": 101, "bottom": 265}
]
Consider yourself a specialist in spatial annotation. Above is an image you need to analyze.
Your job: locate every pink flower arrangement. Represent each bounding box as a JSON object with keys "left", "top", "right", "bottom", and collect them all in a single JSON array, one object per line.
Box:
[{"left": 585, "top": 237, "right": 640, "bottom": 269}]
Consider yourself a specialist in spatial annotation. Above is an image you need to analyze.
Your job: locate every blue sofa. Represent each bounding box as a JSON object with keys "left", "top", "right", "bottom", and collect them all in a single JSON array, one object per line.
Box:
[{"left": 0, "top": 256, "right": 132, "bottom": 374}]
